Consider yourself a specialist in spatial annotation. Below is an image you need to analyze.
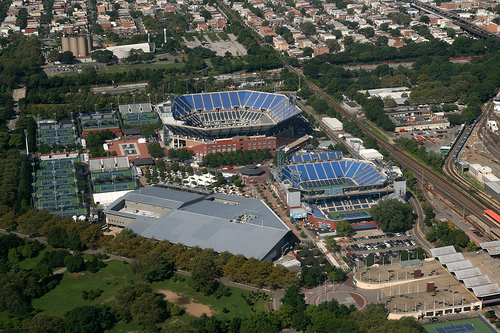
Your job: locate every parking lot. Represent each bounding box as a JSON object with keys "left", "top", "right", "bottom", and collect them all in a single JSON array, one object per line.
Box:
[
  {"left": 395, "top": 126, "right": 462, "bottom": 155},
  {"left": 340, "top": 233, "right": 423, "bottom": 267}
]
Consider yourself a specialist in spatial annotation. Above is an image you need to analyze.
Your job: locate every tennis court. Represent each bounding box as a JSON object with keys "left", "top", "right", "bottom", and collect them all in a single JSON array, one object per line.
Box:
[{"left": 424, "top": 318, "right": 494, "bottom": 333}]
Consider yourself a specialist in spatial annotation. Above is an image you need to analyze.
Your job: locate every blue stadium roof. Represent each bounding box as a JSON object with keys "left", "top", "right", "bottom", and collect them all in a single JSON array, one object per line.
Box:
[
  {"left": 172, "top": 91, "right": 300, "bottom": 122},
  {"left": 281, "top": 160, "right": 385, "bottom": 186}
]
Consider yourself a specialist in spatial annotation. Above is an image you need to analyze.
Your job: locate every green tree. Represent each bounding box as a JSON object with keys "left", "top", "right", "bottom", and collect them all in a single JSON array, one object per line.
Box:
[
  {"left": 64, "top": 254, "right": 85, "bottom": 273},
  {"left": 130, "top": 251, "right": 175, "bottom": 282},
  {"left": 27, "top": 314, "right": 65, "bottom": 333},
  {"left": 335, "top": 220, "right": 352, "bottom": 237},
  {"left": 371, "top": 199, "right": 414, "bottom": 233},
  {"left": 324, "top": 236, "right": 340, "bottom": 251},
  {"left": 148, "top": 142, "right": 164, "bottom": 158},
  {"left": 65, "top": 305, "right": 115, "bottom": 333},
  {"left": 190, "top": 254, "right": 218, "bottom": 295},
  {"left": 47, "top": 226, "right": 69, "bottom": 248}
]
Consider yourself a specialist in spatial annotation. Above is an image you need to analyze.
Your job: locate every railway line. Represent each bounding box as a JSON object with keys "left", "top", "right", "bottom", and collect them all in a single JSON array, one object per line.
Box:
[
  {"left": 402, "top": 0, "right": 500, "bottom": 41},
  {"left": 443, "top": 101, "right": 500, "bottom": 217},
  {"left": 284, "top": 63, "right": 497, "bottom": 239}
]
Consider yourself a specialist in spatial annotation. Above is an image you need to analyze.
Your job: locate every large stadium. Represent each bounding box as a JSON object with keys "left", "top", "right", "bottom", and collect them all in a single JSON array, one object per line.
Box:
[
  {"left": 272, "top": 151, "right": 406, "bottom": 229},
  {"left": 158, "top": 90, "right": 301, "bottom": 149}
]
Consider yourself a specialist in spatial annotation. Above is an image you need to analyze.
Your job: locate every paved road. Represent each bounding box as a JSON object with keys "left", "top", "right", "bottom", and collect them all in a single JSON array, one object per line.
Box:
[{"left": 410, "top": 195, "right": 433, "bottom": 253}]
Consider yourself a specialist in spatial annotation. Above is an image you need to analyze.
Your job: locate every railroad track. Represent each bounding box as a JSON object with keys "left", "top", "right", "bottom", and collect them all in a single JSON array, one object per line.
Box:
[
  {"left": 217, "top": 0, "right": 499, "bottom": 237},
  {"left": 284, "top": 63, "right": 497, "bottom": 238},
  {"left": 443, "top": 101, "right": 500, "bottom": 218}
]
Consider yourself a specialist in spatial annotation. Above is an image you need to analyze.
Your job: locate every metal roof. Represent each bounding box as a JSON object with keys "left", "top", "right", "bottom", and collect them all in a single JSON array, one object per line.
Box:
[
  {"left": 446, "top": 260, "right": 473, "bottom": 272},
  {"left": 471, "top": 283, "right": 500, "bottom": 298},
  {"left": 430, "top": 246, "right": 456, "bottom": 258},
  {"left": 463, "top": 275, "right": 492, "bottom": 288},
  {"left": 439, "top": 253, "right": 465, "bottom": 265},
  {"left": 480, "top": 240, "right": 500, "bottom": 249},
  {"left": 399, "top": 259, "right": 422, "bottom": 268},
  {"left": 119, "top": 103, "right": 153, "bottom": 114},
  {"left": 105, "top": 187, "right": 291, "bottom": 260},
  {"left": 454, "top": 267, "right": 483, "bottom": 280}
]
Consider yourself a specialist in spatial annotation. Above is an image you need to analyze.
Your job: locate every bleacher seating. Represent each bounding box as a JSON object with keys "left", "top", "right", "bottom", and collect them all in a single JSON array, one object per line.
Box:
[
  {"left": 172, "top": 91, "right": 300, "bottom": 122},
  {"left": 289, "top": 151, "right": 342, "bottom": 164},
  {"left": 282, "top": 160, "right": 385, "bottom": 186}
]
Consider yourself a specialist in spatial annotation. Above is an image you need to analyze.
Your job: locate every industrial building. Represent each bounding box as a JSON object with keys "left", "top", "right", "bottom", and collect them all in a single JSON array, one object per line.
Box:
[
  {"left": 322, "top": 117, "right": 343, "bottom": 132},
  {"left": 61, "top": 35, "right": 92, "bottom": 58},
  {"left": 105, "top": 42, "right": 155, "bottom": 59},
  {"left": 104, "top": 187, "right": 295, "bottom": 261}
]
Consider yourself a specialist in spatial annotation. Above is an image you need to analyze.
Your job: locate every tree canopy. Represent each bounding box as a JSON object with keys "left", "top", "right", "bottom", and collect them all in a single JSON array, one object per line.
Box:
[{"left": 371, "top": 199, "right": 414, "bottom": 233}]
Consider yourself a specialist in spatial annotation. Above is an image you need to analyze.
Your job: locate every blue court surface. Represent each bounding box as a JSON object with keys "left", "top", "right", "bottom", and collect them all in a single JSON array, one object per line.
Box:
[{"left": 434, "top": 323, "right": 477, "bottom": 333}]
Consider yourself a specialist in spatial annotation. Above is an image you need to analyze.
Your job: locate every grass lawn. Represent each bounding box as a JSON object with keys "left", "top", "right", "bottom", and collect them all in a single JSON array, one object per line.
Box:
[
  {"left": 17, "top": 244, "right": 54, "bottom": 270},
  {"left": 105, "top": 62, "right": 183, "bottom": 74},
  {"left": 32, "top": 260, "right": 138, "bottom": 316},
  {"left": 423, "top": 317, "right": 494, "bottom": 333},
  {"left": 152, "top": 274, "right": 268, "bottom": 320}
]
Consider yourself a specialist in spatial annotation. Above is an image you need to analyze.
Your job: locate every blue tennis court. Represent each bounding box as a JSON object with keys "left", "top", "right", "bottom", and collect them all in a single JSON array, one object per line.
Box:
[
  {"left": 434, "top": 323, "right": 477, "bottom": 333},
  {"left": 338, "top": 211, "right": 371, "bottom": 219}
]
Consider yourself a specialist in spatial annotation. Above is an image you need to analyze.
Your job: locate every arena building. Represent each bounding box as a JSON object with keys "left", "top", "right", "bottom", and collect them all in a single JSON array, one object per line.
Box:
[
  {"left": 271, "top": 151, "right": 406, "bottom": 230},
  {"left": 157, "top": 91, "right": 301, "bottom": 158},
  {"left": 104, "top": 186, "right": 295, "bottom": 261}
]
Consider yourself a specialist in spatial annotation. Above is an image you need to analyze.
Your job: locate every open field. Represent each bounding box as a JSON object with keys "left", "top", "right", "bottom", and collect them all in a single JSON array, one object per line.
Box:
[
  {"left": 17, "top": 244, "right": 54, "bottom": 270},
  {"left": 152, "top": 275, "right": 268, "bottom": 320},
  {"left": 32, "top": 260, "right": 139, "bottom": 316},
  {"left": 104, "top": 61, "right": 184, "bottom": 74}
]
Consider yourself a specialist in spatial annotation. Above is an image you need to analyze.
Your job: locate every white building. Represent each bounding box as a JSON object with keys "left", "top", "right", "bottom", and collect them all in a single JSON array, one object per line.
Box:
[{"left": 322, "top": 117, "right": 343, "bottom": 131}]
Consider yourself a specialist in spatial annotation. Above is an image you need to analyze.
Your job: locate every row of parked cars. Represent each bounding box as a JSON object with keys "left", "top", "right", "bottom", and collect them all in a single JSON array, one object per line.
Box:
[
  {"left": 347, "top": 239, "right": 416, "bottom": 252},
  {"left": 350, "top": 233, "right": 407, "bottom": 242},
  {"left": 345, "top": 248, "right": 420, "bottom": 265}
]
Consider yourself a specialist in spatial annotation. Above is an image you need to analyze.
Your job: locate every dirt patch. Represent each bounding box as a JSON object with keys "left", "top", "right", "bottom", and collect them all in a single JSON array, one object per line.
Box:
[{"left": 157, "top": 289, "right": 214, "bottom": 317}]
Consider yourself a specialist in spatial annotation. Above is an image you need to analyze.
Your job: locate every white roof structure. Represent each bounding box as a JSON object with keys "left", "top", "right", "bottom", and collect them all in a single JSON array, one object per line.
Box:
[
  {"left": 471, "top": 284, "right": 500, "bottom": 298},
  {"left": 439, "top": 253, "right": 465, "bottom": 265},
  {"left": 104, "top": 187, "right": 292, "bottom": 261},
  {"left": 446, "top": 260, "right": 473, "bottom": 272},
  {"left": 480, "top": 240, "right": 500, "bottom": 249},
  {"left": 360, "top": 149, "right": 383, "bottom": 161},
  {"left": 94, "top": 190, "right": 133, "bottom": 207},
  {"left": 454, "top": 267, "right": 483, "bottom": 280},
  {"left": 463, "top": 275, "right": 492, "bottom": 288},
  {"left": 479, "top": 241, "right": 500, "bottom": 255},
  {"left": 322, "top": 117, "right": 343, "bottom": 131},
  {"left": 430, "top": 246, "right": 456, "bottom": 258}
]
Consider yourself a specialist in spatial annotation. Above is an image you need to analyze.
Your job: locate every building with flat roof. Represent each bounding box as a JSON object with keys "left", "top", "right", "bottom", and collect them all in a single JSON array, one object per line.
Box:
[{"left": 104, "top": 186, "right": 295, "bottom": 261}]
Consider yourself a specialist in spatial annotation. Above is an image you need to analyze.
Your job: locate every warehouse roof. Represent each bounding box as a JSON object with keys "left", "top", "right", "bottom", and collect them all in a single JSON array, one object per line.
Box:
[
  {"left": 105, "top": 187, "right": 291, "bottom": 260},
  {"left": 454, "top": 267, "right": 483, "bottom": 280},
  {"left": 430, "top": 246, "right": 456, "bottom": 258}
]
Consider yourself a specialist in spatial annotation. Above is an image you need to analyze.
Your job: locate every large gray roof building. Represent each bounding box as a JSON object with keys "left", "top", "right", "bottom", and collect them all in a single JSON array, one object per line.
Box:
[{"left": 104, "top": 187, "right": 294, "bottom": 261}]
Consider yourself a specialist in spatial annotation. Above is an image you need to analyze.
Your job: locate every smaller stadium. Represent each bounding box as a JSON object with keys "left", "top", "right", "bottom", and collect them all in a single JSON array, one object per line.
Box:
[
  {"left": 272, "top": 151, "right": 405, "bottom": 228},
  {"left": 158, "top": 90, "right": 301, "bottom": 145}
]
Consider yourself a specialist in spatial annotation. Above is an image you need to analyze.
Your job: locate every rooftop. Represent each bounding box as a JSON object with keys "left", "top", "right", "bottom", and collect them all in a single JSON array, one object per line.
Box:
[{"left": 105, "top": 187, "right": 291, "bottom": 260}]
